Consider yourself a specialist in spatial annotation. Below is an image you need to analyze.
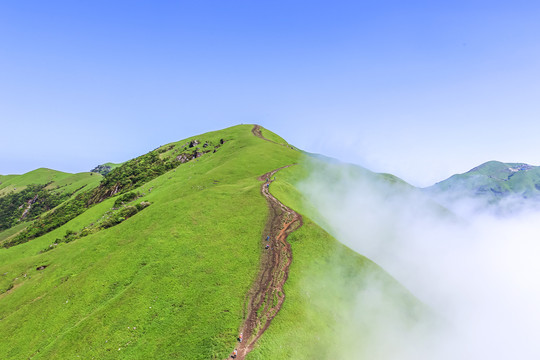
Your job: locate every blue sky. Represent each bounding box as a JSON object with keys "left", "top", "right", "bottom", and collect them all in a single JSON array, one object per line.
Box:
[{"left": 1, "top": 1, "right": 539, "bottom": 186}]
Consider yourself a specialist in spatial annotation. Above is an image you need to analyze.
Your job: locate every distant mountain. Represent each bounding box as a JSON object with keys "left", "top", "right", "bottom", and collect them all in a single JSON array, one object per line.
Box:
[
  {"left": 90, "top": 162, "right": 123, "bottom": 176},
  {"left": 425, "top": 161, "right": 540, "bottom": 212},
  {"left": 0, "top": 168, "right": 101, "bottom": 197},
  {"left": 0, "top": 168, "right": 102, "bottom": 240}
]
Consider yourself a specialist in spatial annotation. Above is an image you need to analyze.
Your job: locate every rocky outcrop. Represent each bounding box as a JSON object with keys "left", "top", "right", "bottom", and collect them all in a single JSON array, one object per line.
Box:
[
  {"left": 20, "top": 194, "right": 39, "bottom": 220},
  {"left": 193, "top": 150, "right": 203, "bottom": 158},
  {"left": 174, "top": 138, "right": 226, "bottom": 164},
  {"left": 176, "top": 154, "right": 191, "bottom": 163}
]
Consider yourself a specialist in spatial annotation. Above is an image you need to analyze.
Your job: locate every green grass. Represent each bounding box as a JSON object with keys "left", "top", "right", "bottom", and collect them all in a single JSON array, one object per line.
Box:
[
  {"left": 0, "top": 125, "right": 302, "bottom": 359},
  {"left": 0, "top": 171, "right": 103, "bottom": 243},
  {"left": 247, "top": 160, "right": 426, "bottom": 359},
  {"left": 259, "top": 127, "right": 289, "bottom": 145},
  {"left": 0, "top": 124, "right": 426, "bottom": 359},
  {"left": 0, "top": 222, "right": 31, "bottom": 246},
  {"left": 44, "top": 172, "right": 103, "bottom": 196},
  {"left": 103, "top": 162, "right": 123, "bottom": 169},
  {"left": 0, "top": 169, "right": 102, "bottom": 197}
]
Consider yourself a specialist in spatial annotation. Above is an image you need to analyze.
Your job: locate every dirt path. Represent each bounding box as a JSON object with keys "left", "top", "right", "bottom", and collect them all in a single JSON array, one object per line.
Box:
[
  {"left": 251, "top": 125, "right": 269, "bottom": 142},
  {"left": 227, "top": 126, "right": 303, "bottom": 359},
  {"left": 251, "top": 124, "right": 296, "bottom": 150}
]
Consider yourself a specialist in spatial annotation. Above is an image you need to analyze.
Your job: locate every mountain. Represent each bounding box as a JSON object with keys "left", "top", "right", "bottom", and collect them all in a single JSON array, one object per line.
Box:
[
  {"left": 90, "top": 162, "right": 124, "bottom": 176},
  {"left": 425, "top": 161, "right": 540, "bottom": 212},
  {"left": 0, "top": 125, "right": 426, "bottom": 359},
  {"left": 0, "top": 168, "right": 102, "bottom": 197},
  {"left": 0, "top": 169, "right": 103, "bottom": 246}
]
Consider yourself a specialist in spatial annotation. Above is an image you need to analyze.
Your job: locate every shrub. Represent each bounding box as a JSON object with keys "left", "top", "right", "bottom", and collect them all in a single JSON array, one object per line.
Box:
[{"left": 113, "top": 191, "right": 139, "bottom": 208}]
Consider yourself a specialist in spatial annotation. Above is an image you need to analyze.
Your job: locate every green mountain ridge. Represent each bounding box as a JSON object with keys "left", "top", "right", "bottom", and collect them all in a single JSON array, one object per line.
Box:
[
  {"left": 0, "top": 168, "right": 102, "bottom": 196},
  {"left": 0, "top": 125, "right": 433, "bottom": 359},
  {"left": 0, "top": 169, "right": 103, "bottom": 245}
]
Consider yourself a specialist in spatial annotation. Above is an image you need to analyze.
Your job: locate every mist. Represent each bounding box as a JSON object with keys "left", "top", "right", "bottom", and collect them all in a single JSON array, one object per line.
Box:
[{"left": 297, "top": 159, "right": 540, "bottom": 359}]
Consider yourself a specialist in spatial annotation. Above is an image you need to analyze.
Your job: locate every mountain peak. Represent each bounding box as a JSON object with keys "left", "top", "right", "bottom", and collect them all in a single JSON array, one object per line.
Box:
[
  {"left": 467, "top": 160, "right": 530, "bottom": 173},
  {"left": 427, "top": 160, "right": 540, "bottom": 212}
]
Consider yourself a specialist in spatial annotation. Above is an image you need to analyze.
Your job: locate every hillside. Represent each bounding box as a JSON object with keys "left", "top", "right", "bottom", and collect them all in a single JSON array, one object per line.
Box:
[
  {"left": 0, "top": 168, "right": 102, "bottom": 197},
  {"left": 0, "top": 125, "right": 427, "bottom": 359},
  {"left": 0, "top": 169, "right": 103, "bottom": 246}
]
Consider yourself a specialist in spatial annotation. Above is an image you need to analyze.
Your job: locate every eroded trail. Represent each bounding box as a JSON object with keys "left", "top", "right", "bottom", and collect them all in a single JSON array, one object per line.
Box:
[
  {"left": 233, "top": 168, "right": 302, "bottom": 359},
  {"left": 228, "top": 126, "right": 303, "bottom": 359},
  {"left": 251, "top": 125, "right": 268, "bottom": 142}
]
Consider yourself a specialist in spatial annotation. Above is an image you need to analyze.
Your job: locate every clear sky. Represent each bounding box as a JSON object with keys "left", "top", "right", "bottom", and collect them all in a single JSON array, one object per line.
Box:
[{"left": 1, "top": 0, "right": 539, "bottom": 186}]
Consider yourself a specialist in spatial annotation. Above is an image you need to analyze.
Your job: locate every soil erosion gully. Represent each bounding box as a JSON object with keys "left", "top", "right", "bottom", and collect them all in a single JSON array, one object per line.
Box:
[{"left": 228, "top": 126, "right": 303, "bottom": 359}]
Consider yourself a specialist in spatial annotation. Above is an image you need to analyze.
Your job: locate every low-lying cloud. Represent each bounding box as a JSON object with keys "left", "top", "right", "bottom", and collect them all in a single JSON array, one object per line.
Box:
[{"left": 298, "top": 159, "right": 540, "bottom": 359}]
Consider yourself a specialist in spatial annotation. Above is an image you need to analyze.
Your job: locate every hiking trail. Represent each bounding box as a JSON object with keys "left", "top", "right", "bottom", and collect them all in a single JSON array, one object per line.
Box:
[
  {"left": 251, "top": 124, "right": 296, "bottom": 150},
  {"left": 251, "top": 125, "right": 269, "bottom": 142},
  {"left": 227, "top": 126, "right": 303, "bottom": 359}
]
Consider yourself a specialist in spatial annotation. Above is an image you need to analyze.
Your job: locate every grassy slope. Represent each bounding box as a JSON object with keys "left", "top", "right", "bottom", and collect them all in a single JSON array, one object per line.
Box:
[
  {"left": 103, "top": 162, "right": 123, "bottom": 169},
  {"left": 0, "top": 170, "right": 103, "bottom": 246},
  {"left": 0, "top": 222, "right": 32, "bottom": 244},
  {"left": 259, "top": 128, "right": 288, "bottom": 145},
  {"left": 0, "top": 125, "right": 424, "bottom": 359},
  {"left": 0, "top": 125, "right": 300, "bottom": 359},
  {"left": 0, "top": 168, "right": 102, "bottom": 197},
  {"left": 248, "top": 160, "right": 425, "bottom": 359}
]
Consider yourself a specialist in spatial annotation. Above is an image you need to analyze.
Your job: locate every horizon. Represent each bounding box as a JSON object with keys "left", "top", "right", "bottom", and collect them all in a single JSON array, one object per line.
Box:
[
  {"left": 1, "top": 123, "right": 538, "bottom": 189},
  {"left": 2, "top": 1, "right": 540, "bottom": 187}
]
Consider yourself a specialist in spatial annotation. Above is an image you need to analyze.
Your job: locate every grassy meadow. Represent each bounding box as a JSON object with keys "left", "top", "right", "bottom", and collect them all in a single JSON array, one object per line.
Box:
[
  {"left": 0, "top": 125, "right": 299, "bottom": 359},
  {"left": 0, "top": 124, "right": 425, "bottom": 359},
  {"left": 0, "top": 168, "right": 102, "bottom": 197}
]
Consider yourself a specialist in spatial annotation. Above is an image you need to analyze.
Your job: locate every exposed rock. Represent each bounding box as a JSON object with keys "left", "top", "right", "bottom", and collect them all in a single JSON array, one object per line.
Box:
[
  {"left": 220, "top": 138, "right": 225, "bottom": 145},
  {"left": 139, "top": 201, "right": 151, "bottom": 208},
  {"left": 20, "top": 194, "right": 39, "bottom": 220},
  {"left": 193, "top": 150, "right": 202, "bottom": 158},
  {"left": 36, "top": 265, "right": 48, "bottom": 271},
  {"left": 203, "top": 142, "right": 209, "bottom": 148},
  {"left": 111, "top": 185, "right": 120, "bottom": 196},
  {"left": 188, "top": 140, "right": 200, "bottom": 148},
  {"left": 509, "top": 164, "right": 533, "bottom": 172},
  {"left": 176, "top": 154, "right": 191, "bottom": 163}
]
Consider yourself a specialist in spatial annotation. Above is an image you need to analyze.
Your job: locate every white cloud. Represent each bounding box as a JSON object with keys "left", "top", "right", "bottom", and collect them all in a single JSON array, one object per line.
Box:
[{"left": 297, "top": 159, "right": 540, "bottom": 359}]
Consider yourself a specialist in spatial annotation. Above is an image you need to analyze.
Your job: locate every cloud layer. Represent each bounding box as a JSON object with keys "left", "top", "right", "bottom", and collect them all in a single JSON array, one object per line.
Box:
[{"left": 298, "top": 159, "right": 540, "bottom": 359}]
